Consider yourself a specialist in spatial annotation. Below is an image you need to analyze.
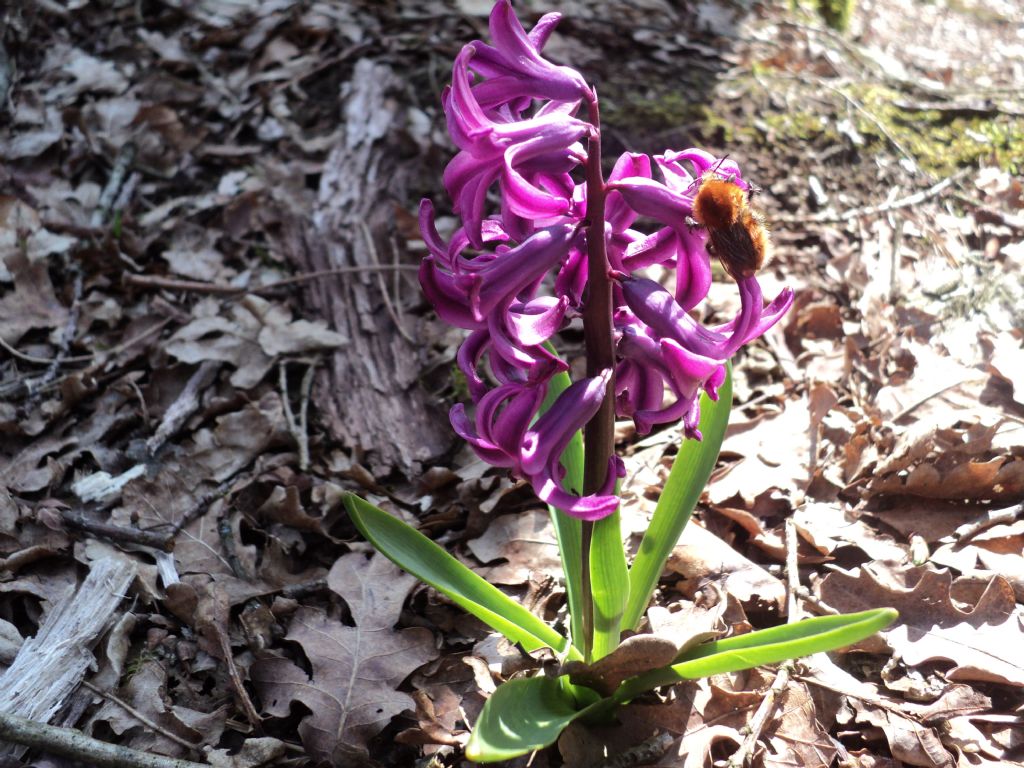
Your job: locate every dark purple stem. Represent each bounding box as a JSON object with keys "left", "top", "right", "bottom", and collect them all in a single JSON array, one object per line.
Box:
[{"left": 580, "top": 93, "right": 615, "bottom": 661}]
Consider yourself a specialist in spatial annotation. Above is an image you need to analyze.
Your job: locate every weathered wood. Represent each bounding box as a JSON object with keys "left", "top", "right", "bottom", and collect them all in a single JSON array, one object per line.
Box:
[
  {"left": 0, "top": 556, "right": 136, "bottom": 756},
  {"left": 285, "top": 57, "right": 450, "bottom": 476}
]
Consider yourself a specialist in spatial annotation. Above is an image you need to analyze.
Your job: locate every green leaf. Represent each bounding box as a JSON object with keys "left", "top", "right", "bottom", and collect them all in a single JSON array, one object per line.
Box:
[
  {"left": 613, "top": 608, "right": 898, "bottom": 702},
  {"left": 465, "top": 676, "right": 584, "bottom": 763},
  {"left": 624, "top": 363, "right": 733, "bottom": 630},
  {"left": 465, "top": 609, "right": 898, "bottom": 762},
  {"left": 589, "top": 509, "right": 628, "bottom": 661},
  {"left": 344, "top": 494, "right": 578, "bottom": 660},
  {"left": 541, "top": 364, "right": 585, "bottom": 652}
]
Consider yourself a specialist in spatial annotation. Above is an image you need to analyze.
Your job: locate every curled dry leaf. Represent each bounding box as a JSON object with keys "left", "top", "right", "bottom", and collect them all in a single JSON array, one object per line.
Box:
[{"left": 668, "top": 522, "right": 786, "bottom": 611}]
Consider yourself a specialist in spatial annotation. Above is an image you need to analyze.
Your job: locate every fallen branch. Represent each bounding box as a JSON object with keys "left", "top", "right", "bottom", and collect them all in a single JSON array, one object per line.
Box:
[
  {"left": 0, "top": 557, "right": 137, "bottom": 757},
  {"left": 0, "top": 710, "right": 209, "bottom": 768},
  {"left": 61, "top": 509, "right": 175, "bottom": 552}
]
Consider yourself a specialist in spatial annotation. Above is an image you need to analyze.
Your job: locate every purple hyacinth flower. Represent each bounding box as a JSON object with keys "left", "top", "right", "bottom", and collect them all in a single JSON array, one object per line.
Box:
[
  {"left": 620, "top": 275, "right": 793, "bottom": 360},
  {"left": 520, "top": 371, "right": 624, "bottom": 520},
  {"left": 616, "top": 328, "right": 723, "bottom": 436},
  {"left": 443, "top": 46, "right": 590, "bottom": 246},
  {"left": 451, "top": 381, "right": 548, "bottom": 468},
  {"left": 468, "top": 0, "right": 593, "bottom": 109},
  {"left": 419, "top": 216, "right": 577, "bottom": 335}
]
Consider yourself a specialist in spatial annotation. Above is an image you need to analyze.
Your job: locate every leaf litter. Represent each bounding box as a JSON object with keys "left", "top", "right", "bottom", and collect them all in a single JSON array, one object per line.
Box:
[{"left": 1, "top": 0, "right": 1023, "bottom": 767}]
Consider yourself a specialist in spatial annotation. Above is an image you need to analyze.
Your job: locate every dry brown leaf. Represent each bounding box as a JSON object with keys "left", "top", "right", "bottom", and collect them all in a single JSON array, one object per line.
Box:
[
  {"left": 668, "top": 522, "right": 786, "bottom": 611},
  {"left": 466, "top": 509, "right": 561, "bottom": 585},
  {"left": 87, "top": 659, "right": 227, "bottom": 757},
  {"left": 819, "top": 564, "right": 1024, "bottom": 686},
  {"left": 763, "top": 681, "right": 838, "bottom": 768},
  {"left": 0, "top": 249, "right": 69, "bottom": 345},
  {"left": 709, "top": 395, "right": 813, "bottom": 506},
  {"left": 251, "top": 553, "right": 437, "bottom": 764},
  {"left": 842, "top": 696, "right": 954, "bottom": 768},
  {"left": 166, "top": 296, "right": 343, "bottom": 388}
]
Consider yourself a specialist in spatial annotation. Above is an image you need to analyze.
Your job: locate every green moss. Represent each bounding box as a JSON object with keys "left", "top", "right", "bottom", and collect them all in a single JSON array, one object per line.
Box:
[
  {"left": 760, "top": 110, "right": 836, "bottom": 144},
  {"left": 601, "top": 90, "right": 706, "bottom": 137},
  {"left": 815, "top": 0, "right": 856, "bottom": 31},
  {"left": 853, "top": 85, "right": 1024, "bottom": 175}
]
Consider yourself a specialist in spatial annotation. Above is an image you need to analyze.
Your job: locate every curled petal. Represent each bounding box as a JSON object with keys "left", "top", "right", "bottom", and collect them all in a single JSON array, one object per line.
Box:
[
  {"left": 451, "top": 382, "right": 547, "bottom": 468},
  {"left": 533, "top": 456, "right": 624, "bottom": 521},
  {"left": 620, "top": 276, "right": 791, "bottom": 359},
  {"left": 419, "top": 199, "right": 509, "bottom": 267},
  {"left": 459, "top": 224, "right": 577, "bottom": 323},
  {"left": 467, "top": 0, "right": 593, "bottom": 106},
  {"left": 520, "top": 370, "right": 620, "bottom": 520},
  {"left": 609, "top": 176, "right": 695, "bottom": 225},
  {"left": 660, "top": 149, "right": 745, "bottom": 191},
  {"left": 420, "top": 257, "right": 484, "bottom": 330},
  {"left": 616, "top": 330, "right": 721, "bottom": 435},
  {"left": 673, "top": 225, "right": 712, "bottom": 311},
  {"left": 606, "top": 152, "right": 651, "bottom": 232}
]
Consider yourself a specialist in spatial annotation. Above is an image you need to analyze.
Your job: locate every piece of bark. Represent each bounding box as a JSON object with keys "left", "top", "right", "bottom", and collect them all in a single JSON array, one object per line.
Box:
[
  {"left": 283, "top": 58, "right": 449, "bottom": 476},
  {"left": 0, "top": 556, "right": 136, "bottom": 756}
]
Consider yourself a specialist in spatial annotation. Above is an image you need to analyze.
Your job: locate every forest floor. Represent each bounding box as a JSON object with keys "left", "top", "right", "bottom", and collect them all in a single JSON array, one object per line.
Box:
[{"left": 1, "top": 0, "right": 1023, "bottom": 767}]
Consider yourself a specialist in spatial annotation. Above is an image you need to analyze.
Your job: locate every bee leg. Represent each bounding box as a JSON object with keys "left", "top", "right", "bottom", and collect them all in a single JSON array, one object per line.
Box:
[{"left": 685, "top": 215, "right": 702, "bottom": 232}]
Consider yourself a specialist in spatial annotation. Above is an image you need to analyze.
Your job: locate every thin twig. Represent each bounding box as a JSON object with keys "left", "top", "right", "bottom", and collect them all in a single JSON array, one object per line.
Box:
[
  {"left": 890, "top": 376, "right": 986, "bottom": 422},
  {"left": 81, "top": 682, "right": 201, "bottom": 753},
  {"left": 60, "top": 509, "right": 175, "bottom": 552},
  {"left": 951, "top": 192, "right": 1024, "bottom": 230},
  {"left": 123, "top": 263, "right": 419, "bottom": 297},
  {"left": 954, "top": 503, "right": 1023, "bottom": 549},
  {"left": 0, "top": 334, "right": 92, "bottom": 365},
  {"left": 778, "top": 171, "right": 967, "bottom": 224},
  {"left": 91, "top": 144, "right": 137, "bottom": 229},
  {"left": 728, "top": 519, "right": 801, "bottom": 768},
  {"left": 795, "top": 585, "right": 839, "bottom": 615},
  {"left": 785, "top": 518, "right": 800, "bottom": 622},
  {"left": 821, "top": 80, "right": 921, "bottom": 175},
  {"left": 360, "top": 221, "right": 415, "bottom": 343},
  {"left": 0, "top": 710, "right": 208, "bottom": 768},
  {"left": 279, "top": 360, "right": 315, "bottom": 471},
  {"left": 298, "top": 363, "right": 315, "bottom": 471},
  {"left": 145, "top": 361, "right": 220, "bottom": 455}
]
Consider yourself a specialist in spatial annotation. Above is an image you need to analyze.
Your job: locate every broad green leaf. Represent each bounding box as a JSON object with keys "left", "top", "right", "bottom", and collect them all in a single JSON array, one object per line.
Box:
[
  {"left": 465, "top": 676, "right": 585, "bottom": 763},
  {"left": 344, "top": 494, "right": 578, "bottom": 660},
  {"left": 614, "top": 608, "right": 898, "bottom": 703},
  {"left": 624, "top": 363, "right": 733, "bottom": 630},
  {"left": 541, "top": 363, "right": 585, "bottom": 652},
  {"left": 466, "top": 608, "right": 897, "bottom": 762},
  {"left": 589, "top": 509, "right": 628, "bottom": 661}
]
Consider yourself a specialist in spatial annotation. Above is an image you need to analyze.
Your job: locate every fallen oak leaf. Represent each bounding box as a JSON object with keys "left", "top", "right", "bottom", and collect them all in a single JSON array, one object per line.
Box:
[
  {"left": 251, "top": 553, "right": 437, "bottom": 764},
  {"left": 819, "top": 564, "right": 1024, "bottom": 686}
]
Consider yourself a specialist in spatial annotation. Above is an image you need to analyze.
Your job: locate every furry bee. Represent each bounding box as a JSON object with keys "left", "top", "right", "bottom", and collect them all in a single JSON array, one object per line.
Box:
[{"left": 691, "top": 174, "right": 773, "bottom": 281}]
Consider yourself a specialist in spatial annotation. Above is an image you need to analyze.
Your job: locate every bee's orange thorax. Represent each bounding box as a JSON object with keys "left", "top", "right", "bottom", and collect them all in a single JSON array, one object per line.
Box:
[{"left": 692, "top": 177, "right": 747, "bottom": 230}]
